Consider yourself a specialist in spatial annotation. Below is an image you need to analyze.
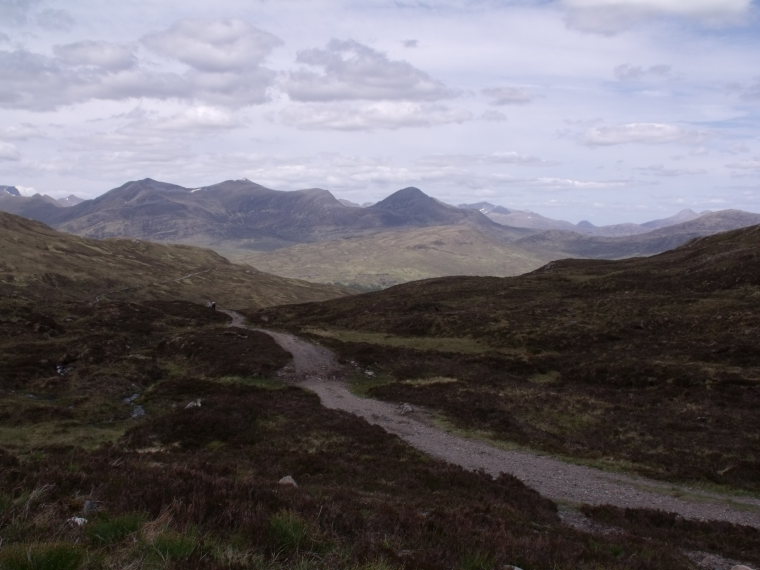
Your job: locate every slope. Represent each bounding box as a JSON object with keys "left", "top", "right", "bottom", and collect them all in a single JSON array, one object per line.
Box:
[
  {"left": 232, "top": 223, "right": 552, "bottom": 289},
  {"left": 0, "top": 211, "right": 350, "bottom": 308},
  {"left": 252, "top": 225, "right": 760, "bottom": 492}
]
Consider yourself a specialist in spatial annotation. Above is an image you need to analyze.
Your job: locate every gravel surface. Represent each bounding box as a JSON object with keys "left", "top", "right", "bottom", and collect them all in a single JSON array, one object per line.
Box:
[{"left": 222, "top": 310, "right": 760, "bottom": 530}]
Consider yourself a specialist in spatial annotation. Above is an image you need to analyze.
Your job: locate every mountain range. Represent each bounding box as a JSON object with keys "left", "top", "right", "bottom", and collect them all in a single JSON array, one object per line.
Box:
[{"left": 2, "top": 177, "right": 759, "bottom": 287}]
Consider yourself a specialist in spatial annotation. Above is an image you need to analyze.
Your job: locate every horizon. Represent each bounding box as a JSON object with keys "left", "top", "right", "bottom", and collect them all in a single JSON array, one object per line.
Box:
[
  {"left": 1, "top": 1, "right": 759, "bottom": 225},
  {"left": 5, "top": 175, "right": 750, "bottom": 227}
]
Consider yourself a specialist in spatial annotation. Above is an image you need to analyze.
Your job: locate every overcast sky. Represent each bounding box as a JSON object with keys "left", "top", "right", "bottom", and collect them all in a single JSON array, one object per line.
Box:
[{"left": 1, "top": 0, "right": 759, "bottom": 224}]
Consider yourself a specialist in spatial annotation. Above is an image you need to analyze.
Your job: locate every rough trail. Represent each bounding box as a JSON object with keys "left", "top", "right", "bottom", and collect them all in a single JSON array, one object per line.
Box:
[{"left": 221, "top": 309, "right": 760, "bottom": 530}]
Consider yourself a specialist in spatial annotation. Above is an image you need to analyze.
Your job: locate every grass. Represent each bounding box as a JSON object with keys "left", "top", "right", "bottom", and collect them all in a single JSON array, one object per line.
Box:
[
  {"left": 0, "top": 543, "right": 85, "bottom": 570},
  {"left": 304, "top": 327, "right": 497, "bottom": 355}
]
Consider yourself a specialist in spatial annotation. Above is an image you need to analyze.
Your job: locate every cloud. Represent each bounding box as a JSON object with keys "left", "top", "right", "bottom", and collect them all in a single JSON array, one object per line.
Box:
[
  {"left": 418, "top": 151, "right": 553, "bottom": 167},
  {"left": 283, "top": 39, "right": 454, "bottom": 102},
  {"left": 585, "top": 122, "right": 705, "bottom": 145},
  {"left": 636, "top": 164, "right": 704, "bottom": 177},
  {"left": 0, "top": 0, "right": 41, "bottom": 26},
  {"left": 0, "top": 141, "right": 20, "bottom": 161},
  {"left": 0, "top": 123, "right": 41, "bottom": 139},
  {"left": 614, "top": 63, "right": 671, "bottom": 81},
  {"left": 530, "top": 176, "right": 629, "bottom": 190},
  {"left": 278, "top": 101, "right": 471, "bottom": 130},
  {"left": 142, "top": 19, "right": 282, "bottom": 73},
  {"left": 482, "top": 86, "right": 534, "bottom": 105},
  {"left": 560, "top": 0, "right": 752, "bottom": 34},
  {"left": 54, "top": 41, "right": 136, "bottom": 71},
  {"left": 726, "top": 157, "right": 760, "bottom": 172},
  {"left": 481, "top": 110, "right": 508, "bottom": 122},
  {"left": 36, "top": 8, "right": 74, "bottom": 30},
  {"left": 125, "top": 105, "right": 241, "bottom": 133}
]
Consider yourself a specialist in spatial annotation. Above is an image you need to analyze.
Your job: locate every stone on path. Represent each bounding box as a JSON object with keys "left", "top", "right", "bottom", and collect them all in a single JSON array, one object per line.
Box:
[{"left": 278, "top": 475, "right": 298, "bottom": 488}]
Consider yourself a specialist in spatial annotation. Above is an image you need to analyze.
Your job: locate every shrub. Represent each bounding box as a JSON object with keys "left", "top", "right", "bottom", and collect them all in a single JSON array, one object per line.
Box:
[
  {"left": 86, "top": 512, "right": 146, "bottom": 545},
  {"left": 267, "top": 510, "right": 314, "bottom": 555},
  {"left": 0, "top": 543, "right": 84, "bottom": 570}
]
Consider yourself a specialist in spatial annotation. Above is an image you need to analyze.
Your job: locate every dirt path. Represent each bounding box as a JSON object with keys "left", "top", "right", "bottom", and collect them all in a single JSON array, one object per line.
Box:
[{"left": 221, "top": 310, "right": 760, "bottom": 530}]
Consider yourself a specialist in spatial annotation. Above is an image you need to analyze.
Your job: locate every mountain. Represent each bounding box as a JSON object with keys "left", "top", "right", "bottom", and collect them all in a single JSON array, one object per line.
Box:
[
  {"left": 232, "top": 223, "right": 553, "bottom": 289},
  {"left": 460, "top": 201, "right": 578, "bottom": 231},
  {"left": 462, "top": 202, "right": 709, "bottom": 236},
  {"left": 1, "top": 185, "right": 21, "bottom": 197},
  {"left": 0, "top": 211, "right": 350, "bottom": 308},
  {"left": 45, "top": 179, "right": 506, "bottom": 251},
  {"left": 254, "top": 224, "right": 760, "bottom": 493},
  {"left": 516, "top": 209, "right": 760, "bottom": 259}
]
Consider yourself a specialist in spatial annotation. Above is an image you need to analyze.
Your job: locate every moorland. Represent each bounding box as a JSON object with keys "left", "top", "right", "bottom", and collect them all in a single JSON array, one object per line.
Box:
[{"left": 1, "top": 211, "right": 759, "bottom": 570}]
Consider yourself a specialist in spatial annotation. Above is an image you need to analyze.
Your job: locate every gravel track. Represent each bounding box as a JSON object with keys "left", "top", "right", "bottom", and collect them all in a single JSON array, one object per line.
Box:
[{"left": 222, "top": 310, "right": 760, "bottom": 530}]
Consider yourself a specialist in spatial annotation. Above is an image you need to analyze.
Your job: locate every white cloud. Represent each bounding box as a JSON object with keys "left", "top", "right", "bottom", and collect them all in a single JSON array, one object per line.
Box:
[
  {"left": 278, "top": 101, "right": 471, "bottom": 130},
  {"left": 142, "top": 19, "right": 282, "bottom": 72},
  {"left": 585, "top": 122, "right": 705, "bottom": 145},
  {"left": 561, "top": 0, "right": 752, "bottom": 34},
  {"left": 531, "top": 176, "right": 629, "bottom": 190},
  {"left": 283, "top": 39, "right": 454, "bottom": 102},
  {"left": 482, "top": 86, "right": 534, "bottom": 105},
  {"left": 54, "top": 41, "right": 136, "bottom": 71},
  {"left": 636, "top": 164, "right": 704, "bottom": 177},
  {"left": 0, "top": 123, "right": 41, "bottom": 139},
  {"left": 418, "top": 152, "right": 553, "bottom": 167},
  {"left": 0, "top": 141, "right": 20, "bottom": 161}
]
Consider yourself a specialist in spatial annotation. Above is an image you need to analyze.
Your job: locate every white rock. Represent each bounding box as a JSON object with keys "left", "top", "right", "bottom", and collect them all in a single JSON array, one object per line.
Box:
[
  {"left": 67, "top": 516, "right": 88, "bottom": 527},
  {"left": 184, "top": 398, "right": 202, "bottom": 409},
  {"left": 278, "top": 475, "right": 298, "bottom": 487}
]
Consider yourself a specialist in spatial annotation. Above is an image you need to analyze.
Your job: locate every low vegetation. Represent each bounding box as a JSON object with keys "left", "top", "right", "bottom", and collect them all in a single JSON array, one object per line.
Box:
[{"left": 251, "top": 226, "right": 760, "bottom": 493}]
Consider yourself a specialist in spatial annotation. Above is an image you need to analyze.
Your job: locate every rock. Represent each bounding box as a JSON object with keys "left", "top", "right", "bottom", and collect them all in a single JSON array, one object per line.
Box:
[
  {"left": 278, "top": 475, "right": 298, "bottom": 488},
  {"left": 503, "top": 566, "right": 525, "bottom": 570},
  {"left": 398, "top": 403, "right": 414, "bottom": 415},
  {"left": 730, "top": 566, "right": 754, "bottom": 570},
  {"left": 131, "top": 405, "right": 146, "bottom": 419},
  {"left": 67, "top": 516, "right": 87, "bottom": 527},
  {"left": 364, "top": 370, "right": 375, "bottom": 377},
  {"left": 184, "top": 398, "right": 202, "bottom": 409}
]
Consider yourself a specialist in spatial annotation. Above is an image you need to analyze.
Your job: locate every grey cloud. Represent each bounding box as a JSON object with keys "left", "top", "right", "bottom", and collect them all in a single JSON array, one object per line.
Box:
[
  {"left": 0, "top": 0, "right": 41, "bottom": 26},
  {"left": 636, "top": 164, "right": 703, "bottom": 177},
  {"left": 561, "top": 0, "right": 751, "bottom": 34},
  {"left": 481, "top": 110, "right": 507, "bottom": 122},
  {"left": 142, "top": 18, "right": 282, "bottom": 72},
  {"left": 482, "top": 86, "right": 534, "bottom": 105},
  {"left": 614, "top": 64, "right": 671, "bottom": 81},
  {"left": 36, "top": 8, "right": 74, "bottom": 30},
  {"left": 278, "top": 101, "right": 471, "bottom": 130},
  {"left": 726, "top": 158, "right": 760, "bottom": 172},
  {"left": 54, "top": 41, "right": 137, "bottom": 71},
  {"left": 284, "top": 39, "right": 454, "bottom": 102}
]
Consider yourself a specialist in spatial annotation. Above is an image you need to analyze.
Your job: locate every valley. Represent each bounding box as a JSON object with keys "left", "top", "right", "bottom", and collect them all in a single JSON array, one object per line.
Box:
[{"left": 1, "top": 211, "right": 759, "bottom": 569}]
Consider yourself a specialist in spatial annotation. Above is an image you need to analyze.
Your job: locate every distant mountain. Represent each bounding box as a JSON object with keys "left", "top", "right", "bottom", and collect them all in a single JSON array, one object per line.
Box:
[
  {"left": 516, "top": 209, "right": 760, "bottom": 259},
  {"left": 0, "top": 211, "right": 349, "bottom": 307},
  {"left": 460, "top": 202, "right": 578, "bottom": 232},
  {"left": 32, "top": 179, "right": 514, "bottom": 251},
  {"left": 56, "top": 194, "right": 84, "bottom": 207},
  {"left": 1, "top": 185, "right": 21, "bottom": 197},
  {"left": 462, "top": 202, "right": 710, "bottom": 236}
]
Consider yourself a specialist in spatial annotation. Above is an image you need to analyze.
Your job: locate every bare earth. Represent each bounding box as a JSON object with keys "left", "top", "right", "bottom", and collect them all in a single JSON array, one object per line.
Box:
[{"left": 221, "top": 310, "right": 760, "bottom": 530}]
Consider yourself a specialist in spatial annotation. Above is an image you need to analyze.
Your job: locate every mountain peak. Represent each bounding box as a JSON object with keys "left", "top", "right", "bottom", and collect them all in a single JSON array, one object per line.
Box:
[
  {"left": 371, "top": 187, "right": 435, "bottom": 211},
  {"left": 1, "top": 185, "right": 21, "bottom": 197}
]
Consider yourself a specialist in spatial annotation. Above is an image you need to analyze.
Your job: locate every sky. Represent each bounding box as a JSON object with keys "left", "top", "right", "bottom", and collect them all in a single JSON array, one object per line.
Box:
[{"left": 1, "top": 0, "right": 759, "bottom": 224}]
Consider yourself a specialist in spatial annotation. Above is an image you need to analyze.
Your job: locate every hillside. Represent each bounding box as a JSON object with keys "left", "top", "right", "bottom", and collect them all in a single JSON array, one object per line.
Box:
[
  {"left": 231, "top": 223, "right": 550, "bottom": 289},
  {"left": 0, "top": 211, "right": 349, "bottom": 308},
  {"left": 252, "top": 225, "right": 760, "bottom": 492},
  {"left": 5, "top": 216, "right": 749, "bottom": 570}
]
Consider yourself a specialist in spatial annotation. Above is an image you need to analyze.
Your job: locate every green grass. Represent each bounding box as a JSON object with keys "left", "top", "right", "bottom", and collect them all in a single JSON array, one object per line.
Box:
[
  {"left": 0, "top": 422, "right": 129, "bottom": 452},
  {"left": 0, "top": 543, "right": 85, "bottom": 570},
  {"left": 305, "top": 327, "right": 495, "bottom": 355}
]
